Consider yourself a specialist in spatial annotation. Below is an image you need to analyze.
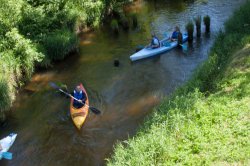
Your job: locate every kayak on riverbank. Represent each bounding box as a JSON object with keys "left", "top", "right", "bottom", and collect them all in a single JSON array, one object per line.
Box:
[{"left": 130, "top": 34, "right": 188, "bottom": 61}]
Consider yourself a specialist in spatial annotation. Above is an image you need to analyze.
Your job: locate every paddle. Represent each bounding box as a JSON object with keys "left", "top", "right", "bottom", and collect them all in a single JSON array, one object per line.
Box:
[
  {"left": 49, "top": 82, "right": 101, "bottom": 115},
  {"left": 2, "top": 152, "right": 13, "bottom": 160},
  {"left": 179, "top": 44, "right": 188, "bottom": 52}
]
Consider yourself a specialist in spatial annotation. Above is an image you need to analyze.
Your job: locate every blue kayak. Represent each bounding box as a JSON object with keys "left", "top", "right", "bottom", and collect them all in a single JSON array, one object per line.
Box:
[{"left": 130, "top": 34, "right": 188, "bottom": 61}]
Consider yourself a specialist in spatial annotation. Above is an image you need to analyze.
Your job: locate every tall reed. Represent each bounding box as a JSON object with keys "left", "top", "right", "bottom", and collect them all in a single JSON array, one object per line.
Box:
[{"left": 42, "top": 29, "right": 79, "bottom": 63}]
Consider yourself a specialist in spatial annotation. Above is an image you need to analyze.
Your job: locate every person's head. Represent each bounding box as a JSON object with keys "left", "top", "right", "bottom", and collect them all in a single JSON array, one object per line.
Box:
[
  {"left": 76, "top": 85, "right": 81, "bottom": 92},
  {"left": 151, "top": 33, "right": 156, "bottom": 38},
  {"left": 175, "top": 26, "right": 180, "bottom": 32}
]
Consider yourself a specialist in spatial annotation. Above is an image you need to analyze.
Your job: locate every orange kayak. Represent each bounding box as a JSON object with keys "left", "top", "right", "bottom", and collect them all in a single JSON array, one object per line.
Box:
[{"left": 70, "top": 84, "right": 89, "bottom": 130}]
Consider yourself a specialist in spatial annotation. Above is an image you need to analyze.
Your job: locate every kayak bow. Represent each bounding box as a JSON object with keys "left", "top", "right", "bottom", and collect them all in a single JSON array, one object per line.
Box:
[{"left": 0, "top": 133, "right": 17, "bottom": 160}]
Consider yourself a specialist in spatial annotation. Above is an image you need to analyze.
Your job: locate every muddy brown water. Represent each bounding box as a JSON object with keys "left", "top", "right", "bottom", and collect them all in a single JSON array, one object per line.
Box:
[{"left": 0, "top": 0, "right": 246, "bottom": 165}]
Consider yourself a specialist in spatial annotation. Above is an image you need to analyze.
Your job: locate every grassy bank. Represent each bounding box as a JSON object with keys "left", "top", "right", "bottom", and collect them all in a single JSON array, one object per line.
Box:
[
  {"left": 0, "top": 0, "right": 132, "bottom": 122},
  {"left": 107, "top": 1, "right": 250, "bottom": 165}
]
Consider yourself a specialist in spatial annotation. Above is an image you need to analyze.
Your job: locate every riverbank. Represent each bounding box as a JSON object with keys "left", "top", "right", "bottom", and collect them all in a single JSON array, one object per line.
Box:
[
  {"left": 107, "top": 1, "right": 250, "bottom": 165},
  {"left": 0, "top": 0, "right": 131, "bottom": 122}
]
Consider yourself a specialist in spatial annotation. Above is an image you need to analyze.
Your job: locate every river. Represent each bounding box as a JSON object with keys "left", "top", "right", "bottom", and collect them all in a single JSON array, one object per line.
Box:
[{"left": 0, "top": 0, "right": 246, "bottom": 165}]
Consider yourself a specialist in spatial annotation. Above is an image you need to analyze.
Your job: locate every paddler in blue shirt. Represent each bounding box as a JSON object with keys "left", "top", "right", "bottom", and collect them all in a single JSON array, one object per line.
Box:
[
  {"left": 73, "top": 85, "right": 86, "bottom": 108},
  {"left": 171, "top": 26, "right": 180, "bottom": 41}
]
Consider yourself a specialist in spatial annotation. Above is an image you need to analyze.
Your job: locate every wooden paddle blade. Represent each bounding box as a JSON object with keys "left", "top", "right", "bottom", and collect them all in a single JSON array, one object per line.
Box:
[{"left": 89, "top": 107, "right": 101, "bottom": 115}]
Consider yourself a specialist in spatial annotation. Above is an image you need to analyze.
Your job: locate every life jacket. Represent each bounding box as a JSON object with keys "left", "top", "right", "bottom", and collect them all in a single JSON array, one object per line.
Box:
[
  {"left": 73, "top": 90, "right": 83, "bottom": 100},
  {"left": 151, "top": 37, "right": 160, "bottom": 46},
  {"left": 172, "top": 31, "right": 179, "bottom": 39}
]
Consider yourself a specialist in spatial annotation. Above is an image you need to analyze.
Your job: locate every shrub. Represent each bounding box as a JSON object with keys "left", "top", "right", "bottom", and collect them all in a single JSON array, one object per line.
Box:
[
  {"left": 6, "top": 28, "right": 44, "bottom": 79},
  {"left": 111, "top": 19, "right": 119, "bottom": 34},
  {"left": 0, "top": 79, "right": 11, "bottom": 122},
  {"left": 41, "top": 29, "right": 79, "bottom": 63},
  {"left": 18, "top": 4, "right": 49, "bottom": 41},
  {"left": 0, "top": 0, "right": 23, "bottom": 36}
]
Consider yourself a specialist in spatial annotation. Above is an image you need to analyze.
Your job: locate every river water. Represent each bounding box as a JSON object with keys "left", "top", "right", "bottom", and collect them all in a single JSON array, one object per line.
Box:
[{"left": 0, "top": 0, "right": 246, "bottom": 165}]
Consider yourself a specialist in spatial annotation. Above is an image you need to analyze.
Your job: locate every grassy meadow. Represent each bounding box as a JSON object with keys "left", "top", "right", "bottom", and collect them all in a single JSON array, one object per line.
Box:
[{"left": 107, "top": 1, "right": 250, "bottom": 165}]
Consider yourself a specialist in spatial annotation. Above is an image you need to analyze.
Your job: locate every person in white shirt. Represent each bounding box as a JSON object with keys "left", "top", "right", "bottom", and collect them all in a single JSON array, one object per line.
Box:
[{"left": 148, "top": 34, "right": 160, "bottom": 48}]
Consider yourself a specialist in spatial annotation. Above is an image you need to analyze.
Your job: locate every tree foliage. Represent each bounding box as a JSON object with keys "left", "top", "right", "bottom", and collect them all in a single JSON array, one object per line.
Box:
[{"left": 0, "top": 0, "right": 131, "bottom": 120}]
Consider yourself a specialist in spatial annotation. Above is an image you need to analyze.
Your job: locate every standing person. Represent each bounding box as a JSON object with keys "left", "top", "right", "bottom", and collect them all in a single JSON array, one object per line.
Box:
[{"left": 73, "top": 85, "right": 86, "bottom": 108}]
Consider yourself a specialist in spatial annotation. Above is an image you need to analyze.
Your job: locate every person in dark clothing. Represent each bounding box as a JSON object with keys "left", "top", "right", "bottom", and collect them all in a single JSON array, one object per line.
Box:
[
  {"left": 177, "top": 31, "right": 183, "bottom": 46},
  {"left": 73, "top": 85, "right": 86, "bottom": 108},
  {"left": 171, "top": 26, "right": 180, "bottom": 41}
]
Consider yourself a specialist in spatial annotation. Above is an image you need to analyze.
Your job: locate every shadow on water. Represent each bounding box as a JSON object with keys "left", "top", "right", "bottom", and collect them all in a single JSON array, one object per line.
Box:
[{"left": 0, "top": 0, "right": 246, "bottom": 165}]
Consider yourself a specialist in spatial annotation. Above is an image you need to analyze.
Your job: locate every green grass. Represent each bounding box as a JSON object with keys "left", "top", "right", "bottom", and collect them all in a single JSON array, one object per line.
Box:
[
  {"left": 41, "top": 29, "right": 79, "bottom": 66},
  {"left": 107, "top": 1, "right": 250, "bottom": 165},
  {"left": 0, "top": 79, "right": 11, "bottom": 122}
]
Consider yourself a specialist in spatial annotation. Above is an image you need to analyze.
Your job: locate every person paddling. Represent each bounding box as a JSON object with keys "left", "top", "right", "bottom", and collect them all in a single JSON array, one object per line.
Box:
[
  {"left": 73, "top": 85, "right": 86, "bottom": 108},
  {"left": 148, "top": 34, "right": 160, "bottom": 48},
  {"left": 170, "top": 26, "right": 184, "bottom": 47},
  {"left": 171, "top": 26, "right": 180, "bottom": 41}
]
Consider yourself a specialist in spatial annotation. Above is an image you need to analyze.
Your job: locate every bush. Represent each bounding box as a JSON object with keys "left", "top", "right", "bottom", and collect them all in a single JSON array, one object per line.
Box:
[
  {"left": 0, "top": 79, "right": 11, "bottom": 122},
  {"left": 18, "top": 4, "right": 49, "bottom": 40},
  {"left": 0, "top": 0, "right": 23, "bottom": 36},
  {"left": 18, "top": 3, "right": 78, "bottom": 41},
  {"left": 111, "top": 19, "right": 119, "bottom": 34},
  {"left": 41, "top": 29, "right": 79, "bottom": 63},
  {"left": 6, "top": 28, "right": 44, "bottom": 79},
  {"left": 0, "top": 0, "right": 132, "bottom": 121},
  {"left": 68, "top": 0, "right": 104, "bottom": 27}
]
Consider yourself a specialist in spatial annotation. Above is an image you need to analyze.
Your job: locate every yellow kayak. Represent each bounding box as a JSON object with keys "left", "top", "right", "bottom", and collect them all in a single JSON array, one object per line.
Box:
[{"left": 70, "top": 84, "right": 89, "bottom": 130}]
